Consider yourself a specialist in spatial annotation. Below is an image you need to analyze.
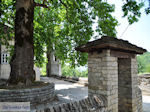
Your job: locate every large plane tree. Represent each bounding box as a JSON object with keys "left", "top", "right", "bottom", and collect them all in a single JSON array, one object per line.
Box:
[{"left": 0, "top": 0, "right": 149, "bottom": 85}]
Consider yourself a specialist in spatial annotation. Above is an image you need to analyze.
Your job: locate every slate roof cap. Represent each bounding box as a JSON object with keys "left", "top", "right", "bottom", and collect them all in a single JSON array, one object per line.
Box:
[{"left": 76, "top": 36, "right": 147, "bottom": 54}]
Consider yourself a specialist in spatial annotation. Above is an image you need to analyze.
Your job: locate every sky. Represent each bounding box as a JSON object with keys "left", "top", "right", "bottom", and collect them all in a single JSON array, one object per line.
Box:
[
  {"left": 108, "top": 0, "right": 150, "bottom": 52},
  {"left": 78, "top": 0, "right": 150, "bottom": 70}
]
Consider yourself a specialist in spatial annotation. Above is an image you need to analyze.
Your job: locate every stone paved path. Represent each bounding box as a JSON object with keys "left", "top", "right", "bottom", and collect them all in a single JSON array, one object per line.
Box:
[
  {"left": 31, "top": 77, "right": 88, "bottom": 111},
  {"left": 41, "top": 77, "right": 88, "bottom": 103},
  {"left": 143, "top": 92, "right": 150, "bottom": 112},
  {"left": 32, "top": 77, "right": 150, "bottom": 112}
]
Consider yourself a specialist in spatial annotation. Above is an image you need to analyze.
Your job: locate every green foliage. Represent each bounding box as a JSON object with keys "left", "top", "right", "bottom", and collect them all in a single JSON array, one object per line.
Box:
[
  {"left": 138, "top": 59, "right": 144, "bottom": 73},
  {"left": 33, "top": 0, "right": 119, "bottom": 67},
  {"left": 0, "top": 0, "right": 15, "bottom": 26},
  {"left": 89, "top": 1, "right": 118, "bottom": 36},
  {"left": 137, "top": 52, "right": 150, "bottom": 73},
  {"left": 31, "top": 0, "right": 150, "bottom": 67},
  {"left": 41, "top": 63, "right": 47, "bottom": 76},
  {"left": 62, "top": 64, "right": 88, "bottom": 77},
  {"left": 0, "top": 0, "right": 15, "bottom": 62},
  {"left": 145, "top": 0, "right": 150, "bottom": 14},
  {"left": 145, "top": 64, "right": 150, "bottom": 73},
  {"left": 122, "top": 0, "right": 144, "bottom": 24},
  {"left": 0, "top": 0, "right": 15, "bottom": 46},
  {"left": 1, "top": 0, "right": 150, "bottom": 68}
]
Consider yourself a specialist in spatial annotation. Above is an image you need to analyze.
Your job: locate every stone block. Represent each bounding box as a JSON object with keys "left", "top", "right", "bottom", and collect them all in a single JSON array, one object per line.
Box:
[
  {"left": 102, "top": 57, "right": 117, "bottom": 62},
  {"left": 0, "top": 83, "right": 55, "bottom": 105}
]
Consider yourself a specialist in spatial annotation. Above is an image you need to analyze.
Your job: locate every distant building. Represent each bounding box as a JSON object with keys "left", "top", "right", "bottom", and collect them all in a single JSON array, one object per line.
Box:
[
  {"left": 0, "top": 41, "right": 13, "bottom": 79},
  {"left": 0, "top": 42, "right": 61, "bottom": 80},
  {"left": 49, "top": 52, "right": 61, "bottom": 76}
]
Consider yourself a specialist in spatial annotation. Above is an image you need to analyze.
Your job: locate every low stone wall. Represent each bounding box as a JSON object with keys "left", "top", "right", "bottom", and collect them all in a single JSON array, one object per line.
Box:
[
  {"left": 46, "top": 75, "right": 88, "bottom": 86},
  {"left": 0, "top": 83, "right": 55, "bottom": 106},
  {"left": 139, "top": 74, "right": 150, "bottom": 93},
  {"left": 48, "top": 75, "right": 79, "bottom": 82},
  {"left": 37, "top": 96, "right": 106, "bottom": 112}
]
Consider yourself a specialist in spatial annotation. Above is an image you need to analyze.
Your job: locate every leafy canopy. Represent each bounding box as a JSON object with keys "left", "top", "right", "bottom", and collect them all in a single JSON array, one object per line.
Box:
[
  {"left": 0, "top": 0, "right": 150, "bottom": 67},
  {"left": 137, "top": 52, "right": 150, "bottom": 73}
]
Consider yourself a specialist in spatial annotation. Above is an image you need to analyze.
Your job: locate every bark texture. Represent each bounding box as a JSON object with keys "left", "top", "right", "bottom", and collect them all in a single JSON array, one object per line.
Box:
[
  {"left": 0, "top": 0, "right": 1, "bottom": 17},
  {"left": 8, "top": 0, "right": 35, "bottom": 85},
  {"left": 46, "top": 49, "right": 51, "bottom": 77}
]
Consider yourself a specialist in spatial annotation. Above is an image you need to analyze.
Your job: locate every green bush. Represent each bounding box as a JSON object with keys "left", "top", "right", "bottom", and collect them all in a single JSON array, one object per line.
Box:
[
  {"left": 137, "top": 52, "right": 150, "bottom": 74},
  {"left": 62, "top": 65, "right": 88, "bottom": 77},
  {"left": 144, "top": 64, "right": 150, "bottom": 73},
  {"left": 41, "top": 63, "right": 46, "bottom": 76}
]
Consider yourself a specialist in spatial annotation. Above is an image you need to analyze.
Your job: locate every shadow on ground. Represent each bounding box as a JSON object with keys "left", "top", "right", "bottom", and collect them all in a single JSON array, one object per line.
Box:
[
  {"left": 143, "top": 103, "right": 150, "bottom": 112},
  {"left": 41, "top": 77, "right": 150, "bottom": 111},
  {"left": 55, "top": 86, "right": 88, "bottom": 103}
]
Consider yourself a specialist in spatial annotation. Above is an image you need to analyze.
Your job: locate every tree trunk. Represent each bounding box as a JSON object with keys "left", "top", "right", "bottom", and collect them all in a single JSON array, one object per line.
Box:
[
  {"left": 46, "top": 49, "right": 51, "bottom": 77},
  {"left": 0, "top": 0, "right": 1, "bottom": 17},
  {"left": 8, "top": 0, "right": 35, "bottom": 85}
]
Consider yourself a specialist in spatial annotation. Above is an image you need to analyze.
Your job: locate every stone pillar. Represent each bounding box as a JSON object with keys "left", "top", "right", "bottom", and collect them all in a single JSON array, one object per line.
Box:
[
  {"left": 131, "top": 58, "right": 143, "bottom": 112},
  {"left": 118, "top": 58, "right": 143, "bottom": 112},
  {"left": 88, "top": 50, "right": 118, "bottom": 112},
  {"left": 49, "top": 52, "right": 62, "bottom": 76},
  {"left": 76, "top": 36, "right": 146, "bottom": 112}
]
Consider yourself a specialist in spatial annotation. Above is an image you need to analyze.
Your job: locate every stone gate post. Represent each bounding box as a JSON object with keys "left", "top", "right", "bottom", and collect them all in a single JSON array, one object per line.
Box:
[
  {"left": 76, "top": 36, "right": 146, "bottom": 112},
  {"left": 88, "top": 50, "right": 118, "bottom": 112}
]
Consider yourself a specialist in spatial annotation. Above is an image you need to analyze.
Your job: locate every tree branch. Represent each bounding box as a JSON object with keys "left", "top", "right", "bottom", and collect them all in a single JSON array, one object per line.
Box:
[
  {"left": 34, "top": 2, "right": 49, "bottom": 9},
  {"left": 43, "top": 0, "right": 47, "bottom": 4},
  {"left": 59, "top": 0, "right": 68, "bottom": 8}
]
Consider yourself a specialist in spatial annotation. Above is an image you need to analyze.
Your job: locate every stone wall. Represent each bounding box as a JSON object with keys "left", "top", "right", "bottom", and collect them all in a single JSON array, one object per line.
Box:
[
  {"left": 0, "top": 42, "right": 12, "bottom": 79},
  {"left": 0, "top": 65, "right": 41, "bottom": 81},
  {"left": 50, "top": 52, "right": 61, "bottom": 76},
  {"left": 0, "top": 83, "right": 55, "bottom": 106},
  {"left": 36, "top": 96, "right": 106, "bottom": 112},
  {"left": 139, "top": 74, "right": 150, "bottom": 93},
  {"left": 131, "top": 59, "right": 143, "bottom": 112},
  {"left": 118, "top": 58, "right": 143, "bottom": 112},
  {"left": 76, "top": 36, "right": 144, "bottom": 112},
  {"left": 118, "top": 58, "right": 132, "bottom": 111},
  {"left": 0, "top": 64, "right": 10, "bottom": 79},
  {"left": 88, "top": 50, "right": 118, "bottom": 112},
  {"left": 51, "top": 63, "right": 61, "bottom": 76},
  {"left": 87, "top": 50, "right": 143, "bottom": 112}
]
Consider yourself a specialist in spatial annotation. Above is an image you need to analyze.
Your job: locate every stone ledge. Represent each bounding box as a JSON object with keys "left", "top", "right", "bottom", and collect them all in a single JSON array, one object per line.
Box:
[
  {"left": 139, "top": 74, "right": 150, "bottom": 78},
  {"left": 44, "top": 75, "right": 88, "bottom": 86},
  {"left": 138, "top": 74, "right": 150, "bottom": 93},
  {"left": 38, "top": 96, "right": 106, "bottom": 112},
  {"left": 0, "top": 83, "right": 56, "bottom": 106}
]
